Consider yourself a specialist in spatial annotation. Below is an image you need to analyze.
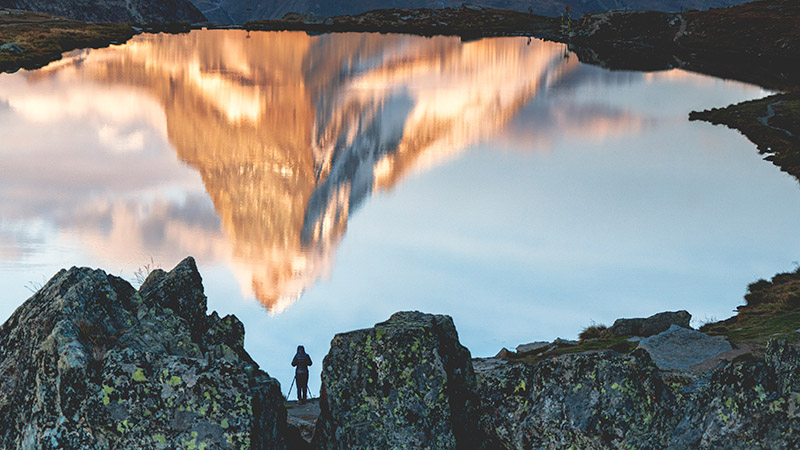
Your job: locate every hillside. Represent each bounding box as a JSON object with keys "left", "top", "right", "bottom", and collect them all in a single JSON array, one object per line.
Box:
[
  {"left": 0, "top": 9, "right": 136, "bottom": 72},
  {"left": 190, "top": 0, "right": 749, "bottom": 24},
  {"left": 0, "top": 0, "right": 205, "bottom": 23}
]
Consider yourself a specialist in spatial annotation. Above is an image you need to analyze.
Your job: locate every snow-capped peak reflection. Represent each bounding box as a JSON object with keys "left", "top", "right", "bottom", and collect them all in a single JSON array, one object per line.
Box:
[{"left": 0, "top": 31, "right": 650, "bottom": 313}]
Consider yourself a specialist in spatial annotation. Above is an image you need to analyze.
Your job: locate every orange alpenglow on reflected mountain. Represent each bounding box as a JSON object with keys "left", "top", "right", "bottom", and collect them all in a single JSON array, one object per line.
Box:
[{"left": 28, "top": 31, "right": 573, "bottom": 312}]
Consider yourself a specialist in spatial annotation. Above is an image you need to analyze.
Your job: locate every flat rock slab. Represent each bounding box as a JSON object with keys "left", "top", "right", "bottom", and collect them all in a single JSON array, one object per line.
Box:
[
  {"left": 286, "top": 399, "right": 320, "bottom": 443},
  {"left": 472, "top": 357, "right": 510, "bottom": 376},
  {"left": 515, "top": 341, "right": 550, "bottom": 354},
  {"left": 0, "top": 43, "right": 23, "bottom": 54},
  {"left": 638, "top": 324, "right": 732, "bottom": 371}
]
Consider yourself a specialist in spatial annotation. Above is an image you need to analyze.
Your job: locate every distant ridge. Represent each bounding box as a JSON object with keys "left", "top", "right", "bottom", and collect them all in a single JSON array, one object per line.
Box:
[
  {"left": 189, "top": 0, "right": 752, "bottom": 24},
  {"left": 0, "top": 0, "right": 205, "bottom": 23}
]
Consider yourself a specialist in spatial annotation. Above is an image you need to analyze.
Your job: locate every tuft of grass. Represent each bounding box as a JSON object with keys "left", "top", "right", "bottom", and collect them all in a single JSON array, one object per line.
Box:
[
  {"left": 23, "top": 277, "right": 45, "bottom": 294},
  {"left": 133, "top": 257, "right": 161, "bottom": 286},
  {"left": 578, "top": 324, "right": 609, "bottom": 341}
]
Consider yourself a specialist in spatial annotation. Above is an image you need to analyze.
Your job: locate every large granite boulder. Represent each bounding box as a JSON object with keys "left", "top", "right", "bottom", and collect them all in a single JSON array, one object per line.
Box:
[
  {"left": 637, "top": 325, "right": 733, "bottom": 371},
  {"left": 0, "top": 257, "right": 298, "bottom": 450},
  {"left": 476, "top": 349, "right": 678, "bottom": 449},
  {"left": 312, "top": 311, "right": 480, "bottom": 450},
  {"left": 609, "top": 310, "right": 691, "bottom": 337}
]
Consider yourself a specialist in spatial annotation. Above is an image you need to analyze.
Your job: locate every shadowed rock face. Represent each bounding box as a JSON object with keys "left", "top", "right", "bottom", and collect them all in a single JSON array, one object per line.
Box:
[
  {"left": 476, "top": 349, "right": 677, "bottom": 449},
  {"left": 313, "top": 311, "right": 480, "bottom": 449},
  {"left": 476, "top": 338, "right": 800, "bottom": 449},
  {"left": 668, "top": 340, "right": 800, "bottom": 449},
  {"left": 0, "top": 0, "right": 205, "bottom": 23},
  {"left": 0, "top": 257, "right": 298, "bottom": 449}
]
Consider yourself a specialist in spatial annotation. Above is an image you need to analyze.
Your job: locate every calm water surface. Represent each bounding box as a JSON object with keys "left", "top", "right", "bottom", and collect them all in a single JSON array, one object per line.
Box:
[{"left": 1, "top": 30, "right": 798, "bottom": 393}]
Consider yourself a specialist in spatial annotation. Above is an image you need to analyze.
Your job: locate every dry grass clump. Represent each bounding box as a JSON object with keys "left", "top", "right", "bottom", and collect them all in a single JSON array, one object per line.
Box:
[{"left": 578, "top": 324, "right": 610, "bottom": 341}]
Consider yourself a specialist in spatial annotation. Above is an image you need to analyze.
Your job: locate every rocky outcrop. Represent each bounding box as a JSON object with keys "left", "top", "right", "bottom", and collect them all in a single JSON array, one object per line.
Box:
[
  {"left": 609, "top": 310, "right": 691, "bottom": 337},
  {"left": 316, "top": 310, "right": 800, "bottom": 449},
  {"left": 476, "top": 339, "right": 800, "bottom": 449},
  {"left": 667, "top": 339, "right": 800, "bottom": 448},
  {"left": 312, "top": 311, "right": 480, "bottom": 449},
  {"left": 0, "top": 257, "right": 299, "bottom": 449},
  {"left": 0, "top": 0, "right": 205, "bottom": 23},
  {"left": 3, "top": 258, "right": 798, "bottom": 450},
  {"left": 476, "top": 349, "right": 677, "bottom": 449}
]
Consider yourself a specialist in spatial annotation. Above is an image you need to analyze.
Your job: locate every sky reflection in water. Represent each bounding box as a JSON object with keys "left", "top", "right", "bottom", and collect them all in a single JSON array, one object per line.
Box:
[{"left": 0, "top": 30, "right": 797, "bottom": 393}]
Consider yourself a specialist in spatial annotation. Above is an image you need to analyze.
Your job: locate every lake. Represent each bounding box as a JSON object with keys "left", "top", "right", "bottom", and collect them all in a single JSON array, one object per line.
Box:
[{"left": 1, "top": 30, "right": 798, "bottom": 395}]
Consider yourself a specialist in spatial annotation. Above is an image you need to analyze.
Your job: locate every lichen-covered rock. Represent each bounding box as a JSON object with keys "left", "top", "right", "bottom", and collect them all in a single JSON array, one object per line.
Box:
[
  {"left": 0, "top": 257, "right": 298, "bottom": 450},
  {"left": 476, "top": 349, "right": 679, "bottom": 449},
  {"left": 668, "top": 340, "right": 800, "bottom": 449},
  {"left": 312, "top": 311, "right": 480, "bottom": 450},
  {"left": 477, "top": 337, "right": 800, "bottom": 449},
  {"left": 609, "top": 310, "right": 691, "bottom": 337}
]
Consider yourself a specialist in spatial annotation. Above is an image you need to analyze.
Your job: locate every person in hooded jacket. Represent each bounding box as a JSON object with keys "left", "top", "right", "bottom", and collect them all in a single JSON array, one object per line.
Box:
[{"left": 291, "top": 345, "right": 312, "bottom": 403}]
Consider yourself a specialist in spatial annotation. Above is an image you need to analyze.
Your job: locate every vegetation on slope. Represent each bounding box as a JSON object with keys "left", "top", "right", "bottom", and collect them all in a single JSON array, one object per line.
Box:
[{"left": 0, "top": 9, "right": 134, "bottom": 72}]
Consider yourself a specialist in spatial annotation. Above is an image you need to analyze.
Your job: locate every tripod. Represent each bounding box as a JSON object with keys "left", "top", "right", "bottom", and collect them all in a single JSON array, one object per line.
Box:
[{"left": 287, "top": 375, "right": 314, "bottom": 399}]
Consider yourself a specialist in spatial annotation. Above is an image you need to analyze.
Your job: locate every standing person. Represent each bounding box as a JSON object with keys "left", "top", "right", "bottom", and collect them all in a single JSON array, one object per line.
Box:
[{"left": 291, "top": 345, "right": 312, "bottom": 404}]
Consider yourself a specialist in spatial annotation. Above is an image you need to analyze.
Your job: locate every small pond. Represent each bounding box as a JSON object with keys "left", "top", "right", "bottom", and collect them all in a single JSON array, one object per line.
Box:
[{"left": 1, "top": 30, "right": 798, "bottom": 393}]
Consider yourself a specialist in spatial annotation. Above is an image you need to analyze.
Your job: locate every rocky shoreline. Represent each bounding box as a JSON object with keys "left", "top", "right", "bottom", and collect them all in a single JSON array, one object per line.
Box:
[
  {"left": 1, "top": 258, "right": 798, "bottom": 448},
  {"left": 690, "top": 92, "right": 800, "bottom": 182}
]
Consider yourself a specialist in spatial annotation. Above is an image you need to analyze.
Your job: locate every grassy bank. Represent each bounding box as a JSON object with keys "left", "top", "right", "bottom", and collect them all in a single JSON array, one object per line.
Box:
[
  {"left": 701, "top": 266, "right": 800, "bottom": 346},
  {"left": 0, "top": 9, "right": 135, "bottom": 73},
  {"left": 690, "top": 93, "right": 800, "bottom": 183}
]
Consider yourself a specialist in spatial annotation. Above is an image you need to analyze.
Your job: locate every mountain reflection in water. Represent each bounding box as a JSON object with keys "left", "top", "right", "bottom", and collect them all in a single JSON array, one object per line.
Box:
[
  {"left": 5, "top": 30, "right": 800, "bottom": 394},
  {"left": 9, "top": 31, "right": 587, "bottom": 312}
]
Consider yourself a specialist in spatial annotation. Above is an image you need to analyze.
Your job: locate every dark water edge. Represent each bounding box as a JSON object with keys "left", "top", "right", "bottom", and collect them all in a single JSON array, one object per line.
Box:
[{"left": 691, "top": 92, "right": 800, "bottom": 183}]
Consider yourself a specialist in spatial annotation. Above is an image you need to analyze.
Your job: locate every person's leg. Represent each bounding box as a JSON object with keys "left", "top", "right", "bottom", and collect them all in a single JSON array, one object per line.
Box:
[{"left": 297, "top": 373, "right": 309, "bottom": 402}]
